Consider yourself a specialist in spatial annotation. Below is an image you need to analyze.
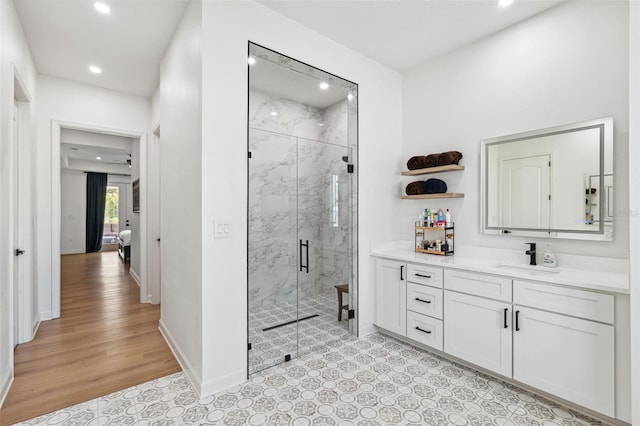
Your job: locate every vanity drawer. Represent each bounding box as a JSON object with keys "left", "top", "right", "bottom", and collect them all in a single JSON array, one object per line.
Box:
[
  {"left": 406, "top": 311, "right": 443, "bottom": 351},
  {"left": 407, "top": 282, "right": 443, "bottom": 319},
  {"left": 444, "top": 269, "right": 512, "bottom": 302},
  {"left": 513, "top": 280, "right": 614, "bottom": 324},
  {"left": 407, "top": 264, "right": 443, "bottom": 288}
]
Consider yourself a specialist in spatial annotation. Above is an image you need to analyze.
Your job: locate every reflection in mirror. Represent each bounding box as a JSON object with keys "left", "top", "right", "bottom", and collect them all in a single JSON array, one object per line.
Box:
[{"left": 481, "top": 117, "right": 613, "bottom": 241}]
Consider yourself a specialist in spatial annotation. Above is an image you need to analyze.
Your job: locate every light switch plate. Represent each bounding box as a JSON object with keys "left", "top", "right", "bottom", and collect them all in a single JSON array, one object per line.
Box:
[{"left": 214, "top": 220, "right": 232, "bottom": 239}]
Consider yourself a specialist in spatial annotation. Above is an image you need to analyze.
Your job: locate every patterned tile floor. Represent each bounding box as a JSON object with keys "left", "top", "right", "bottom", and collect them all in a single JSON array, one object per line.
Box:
[
  {"left": 249, "top": 293, "right": 350, "bottom": 374},
  {"left": 18, "top": 333, "right": 610, "bottom": 426}
]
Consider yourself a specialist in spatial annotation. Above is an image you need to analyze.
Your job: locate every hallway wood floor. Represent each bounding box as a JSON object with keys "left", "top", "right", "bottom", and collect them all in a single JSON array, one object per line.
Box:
[{"left": 0, "top": 252, "right": 180, "bottom": 425}]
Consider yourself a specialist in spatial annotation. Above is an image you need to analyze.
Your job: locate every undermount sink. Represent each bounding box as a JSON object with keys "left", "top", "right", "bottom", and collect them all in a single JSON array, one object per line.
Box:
[{"left": 494, "top": 263, "right": 561, "bottom": 276}]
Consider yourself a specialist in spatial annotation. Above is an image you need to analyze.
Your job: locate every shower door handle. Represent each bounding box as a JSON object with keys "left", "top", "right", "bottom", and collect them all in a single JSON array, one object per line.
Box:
[{"left": 299, "top": 239, "right": 309, "bottom": 273}]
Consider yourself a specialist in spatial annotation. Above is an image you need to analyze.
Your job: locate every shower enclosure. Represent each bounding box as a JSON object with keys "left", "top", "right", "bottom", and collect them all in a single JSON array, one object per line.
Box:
[{"left": 247, "top": 43, "right": 358, "bottom": 375}]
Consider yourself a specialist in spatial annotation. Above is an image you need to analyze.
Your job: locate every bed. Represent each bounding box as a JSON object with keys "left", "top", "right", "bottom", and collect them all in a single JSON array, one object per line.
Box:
[{"left": 118, "top": 229, "right": 131, "bottom": 263}]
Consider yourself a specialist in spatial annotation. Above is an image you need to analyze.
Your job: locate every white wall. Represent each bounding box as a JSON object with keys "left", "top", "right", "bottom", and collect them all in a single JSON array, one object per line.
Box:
[
  {"left": 158, "top": 0, "right": 203, "bottom": 390},
  {"left": 197, "top": 1, "right": 402, "bottom": 396},
  {"left": 36, "top": 75, "right": 150, "bottom": 319},
  {"left": 400, "top": 1, "right": 629, "bottom": 259},
  {"left": 60, "top": 169, "right": 86, "bottom": 255},
  {"left": 0, "top": 0, "right": 37, "bottom": 406},
  {"left": 129, "top": 136, "right": 142, "bottom": 282}
]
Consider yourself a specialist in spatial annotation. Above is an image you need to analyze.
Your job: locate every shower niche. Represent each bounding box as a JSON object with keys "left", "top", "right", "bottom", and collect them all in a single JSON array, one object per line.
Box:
[{"left": 247, "top": 43, "right": 358, "bottom": 375}]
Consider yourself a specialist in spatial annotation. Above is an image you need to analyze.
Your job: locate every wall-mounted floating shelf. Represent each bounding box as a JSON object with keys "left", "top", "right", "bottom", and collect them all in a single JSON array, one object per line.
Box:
[
  {"left": 401, "top": 165, "right": 464, "bottom": 176},
  {"left": 402, "top": 193, "right": 465, "bottom": 200}
]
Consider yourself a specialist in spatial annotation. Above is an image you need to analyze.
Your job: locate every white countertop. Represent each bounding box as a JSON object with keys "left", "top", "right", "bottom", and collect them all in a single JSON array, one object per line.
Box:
[{"left": 371, "top": 247, "right": 629, "bottom": 295}]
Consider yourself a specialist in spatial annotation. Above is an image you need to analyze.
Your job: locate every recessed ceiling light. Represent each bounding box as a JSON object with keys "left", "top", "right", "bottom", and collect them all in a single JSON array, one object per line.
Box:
[
  {"left": 498, "top": 0, "right": 514, "bottom": 7},
  {"left": 347, "top": 93, "right": 354, "bottom": 101},
  {"left": 319, "top": 82, "right": 329, "bottom": 90},
  {"left": 318, "top": 123, "right": 325, "bottom": 127},
  {"left": 96, "top": 156, "right": 102, "bottom": 160},
  {"left": 94, "top": 2, "right": 111, "bottom": 14},
  {"left": 247, "top": 57, "right": 256, "bottom": 66},
  {"left": 271, "top": 111, "right": 278, "bottom": 116},
  {"left": 89, "top": 65, "right": 102, "bottom": 74}
]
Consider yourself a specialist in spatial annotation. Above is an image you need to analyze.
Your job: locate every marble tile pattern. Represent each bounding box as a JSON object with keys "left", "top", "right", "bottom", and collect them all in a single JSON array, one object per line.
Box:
[
  {"left": 248, "top": 102, "right": 351, "bottom": 311},
  {"left": 19, "top": 333, "right": 610, "bottom": 426},
  {"left": 248, "top": 292, "right": 349, "bottom": 374}
]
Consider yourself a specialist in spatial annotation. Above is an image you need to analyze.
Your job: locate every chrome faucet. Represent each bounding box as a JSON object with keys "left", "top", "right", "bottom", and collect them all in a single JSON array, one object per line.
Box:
[{"left": 525, "top": 243, "right": 536, "bottom": 266}]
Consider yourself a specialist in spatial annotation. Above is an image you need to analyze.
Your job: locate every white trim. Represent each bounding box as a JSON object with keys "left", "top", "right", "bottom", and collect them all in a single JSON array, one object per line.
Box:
[
  {"left": 31, "top": 314, "right": 41, "bottom": 341},
  {"left": 61, "top": 249, "right": 84, "bottom": 255},
  {"left": 129, "top": 268, "right": 141, "bottom": 288},
  {"left": 201, "top": 368, "right": 246, "bottom": 398},
  {"left": 0, "top": 368, "right": 13, "bottom": 409},
  {"left": 629, "top": 2, "right": 640, "bottom": 424},
  {"left": 50, "top": 119, "right": 144, "bottom": 319},
  {"left": 359, "top": 323, "right": 378, "bottom": 338},
  {"left": 39, "top": 310, "right": 52, "bottom": 321},
  {"left": 158, "top": 320, "right": 199, "bottom": 394}
]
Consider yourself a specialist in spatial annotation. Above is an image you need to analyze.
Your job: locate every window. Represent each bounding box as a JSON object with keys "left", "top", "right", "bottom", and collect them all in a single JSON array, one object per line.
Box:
[{"left": 103, "top": 186, "right": 119, "bottom": 244}]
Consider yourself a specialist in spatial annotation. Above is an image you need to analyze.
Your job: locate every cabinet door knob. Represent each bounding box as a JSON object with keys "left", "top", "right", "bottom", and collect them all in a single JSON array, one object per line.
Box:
[
  {"left": 415, "top": 273, "right": 432, "bottom": 278},
  {"left": 515, "top": 310, "right": 521, "bottom": 331},
  {"left": 400, "top": 265, "right": 404, "bottom": 281},
  {"left": 415, "top": 297, "right": 432, "bottom": 304},
  {"left": 415, "top": 326, "right": 432, "bottom": 334}
]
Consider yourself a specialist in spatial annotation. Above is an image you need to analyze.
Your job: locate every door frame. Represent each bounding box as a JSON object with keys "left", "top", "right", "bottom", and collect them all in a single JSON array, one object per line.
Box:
[
  {"left": 147, "top": 123, "right": 161, "bottom": 304},
  {"left": 50, "top": 120, "right": 144, "bottom": 317},
  {"left": 12, "top": 66, "right": 34, "bottom": 345}
]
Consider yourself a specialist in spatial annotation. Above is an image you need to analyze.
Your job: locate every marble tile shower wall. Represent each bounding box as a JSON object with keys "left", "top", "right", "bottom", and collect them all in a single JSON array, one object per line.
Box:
[{"left": 249, "top": 91, "right": 350, "bottom": 311}]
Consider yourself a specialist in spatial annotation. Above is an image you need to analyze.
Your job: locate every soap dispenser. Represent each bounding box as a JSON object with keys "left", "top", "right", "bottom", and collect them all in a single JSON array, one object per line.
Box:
[{"left": 542, "top": 244, "right": 557, "bottom": 268}]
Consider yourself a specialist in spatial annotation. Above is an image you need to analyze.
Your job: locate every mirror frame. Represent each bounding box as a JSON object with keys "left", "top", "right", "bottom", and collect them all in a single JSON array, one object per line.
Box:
[{"left": 480, "top": 117, "right": 613, "bottom": 241}]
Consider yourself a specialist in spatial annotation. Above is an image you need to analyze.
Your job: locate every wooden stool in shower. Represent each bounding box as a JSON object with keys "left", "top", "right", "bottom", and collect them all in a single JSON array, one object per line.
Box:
[{"left": 335, "top": 284, "right": 349, "bottom": 321}]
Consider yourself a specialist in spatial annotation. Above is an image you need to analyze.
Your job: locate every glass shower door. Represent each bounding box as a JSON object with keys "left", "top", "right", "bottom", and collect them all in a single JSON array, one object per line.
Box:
[
  {"left": 248, "top": 128, "right": 299, "bottom": 374},
  {"left": 296, "top": 137, "right": 351, "bottom": 359}
]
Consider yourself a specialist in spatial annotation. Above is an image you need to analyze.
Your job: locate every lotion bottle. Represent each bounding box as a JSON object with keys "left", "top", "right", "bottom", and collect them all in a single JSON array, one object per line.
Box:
[{"left": 542, "top": 244, "right": 557, "bottom": 268}]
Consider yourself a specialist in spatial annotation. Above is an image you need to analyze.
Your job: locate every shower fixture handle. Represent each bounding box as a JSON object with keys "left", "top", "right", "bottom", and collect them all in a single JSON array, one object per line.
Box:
[{"left": 299, "top": 239, "right": 309, "bottom": 273}]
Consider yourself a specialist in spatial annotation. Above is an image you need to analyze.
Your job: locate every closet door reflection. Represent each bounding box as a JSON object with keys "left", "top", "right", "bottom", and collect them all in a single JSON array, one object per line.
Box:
[
  {"left": 248, "top": 128, "right": 299, "bottom": 374},
  {"left": 296, "top": 138, "right": 351, "bottom": 359}
]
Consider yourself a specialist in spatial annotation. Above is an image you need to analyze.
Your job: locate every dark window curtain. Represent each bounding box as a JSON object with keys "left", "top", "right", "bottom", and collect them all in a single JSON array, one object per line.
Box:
[{"left": 86, "top": 172, "right": 108, "bottom": 253}]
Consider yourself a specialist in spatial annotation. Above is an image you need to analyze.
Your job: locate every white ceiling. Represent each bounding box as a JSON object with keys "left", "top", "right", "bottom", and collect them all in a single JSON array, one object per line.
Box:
[
  {"left": 258, "top": 0, "right": 563, "bottom": 72},
  {"left": 13, "top": 0, "right": 562, "bottom": 99},
  {"left": 250, "top": 56, "right": 348, "bottom": 109},
  {"left": 62, "top": 143, "right": 130, "bottom": 165},
  {"left": 13, "top": 0, "right": 188, "bottom": 97}
]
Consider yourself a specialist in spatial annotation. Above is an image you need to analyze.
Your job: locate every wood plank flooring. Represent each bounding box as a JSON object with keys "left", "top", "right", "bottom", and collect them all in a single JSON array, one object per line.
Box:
[{"left": 0, "top": 252, "right": 181, "bottom": 425}]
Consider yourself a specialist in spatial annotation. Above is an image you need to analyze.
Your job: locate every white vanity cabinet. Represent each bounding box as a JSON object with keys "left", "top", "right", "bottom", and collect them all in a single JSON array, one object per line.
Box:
[
  {"left": 375, "top": 259, "right": 406, "bottom": 335},
  {"left": 512, "top": 281, "right": 615, "bottom": 417},
  {"left": 443, "top": 277, "right": 513, "bottom": 377},
  {"left": 372, "top": 251, "right": 630, "bottom": 423}
]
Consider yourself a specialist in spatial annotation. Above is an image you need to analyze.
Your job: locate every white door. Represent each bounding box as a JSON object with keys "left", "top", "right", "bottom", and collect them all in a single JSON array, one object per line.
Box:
[
  {"left": 499, "top": 155, "right": 550, "bottom": 228},
  {"left": 375, "top": 259, "right": 406, "bottom": 335},
  {"left": 444, "top": 291, "right": 512, "bottom": 377},
  {"left": 513, "top": 306, "right": 615, "bottom": 417}
]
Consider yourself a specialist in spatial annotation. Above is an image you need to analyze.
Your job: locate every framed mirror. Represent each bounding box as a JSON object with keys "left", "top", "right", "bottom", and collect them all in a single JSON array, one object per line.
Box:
[{"left": 480, "top": 117, "right": 613, "bottom": 241}]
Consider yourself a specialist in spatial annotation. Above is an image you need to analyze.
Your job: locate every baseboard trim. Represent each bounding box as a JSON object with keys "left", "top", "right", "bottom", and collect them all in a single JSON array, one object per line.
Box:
[
  {"left": 0, "top": 368, "right": 13, "bottom": 409},
  {"left": 359, "top": 323, "right": 378, "bottom": 337},
  {"left": 32, "top": 314, "right": 41, "bottom": 340},
  {"left": 158, "top": 319, "right": 202, "bottom": 395},
  {"left": 129, "top": 268, "right": 141, "bottom": 287},
  {"left": 201, "top": 368, "right": 246, "bottom": 398},
  {"left": 61, "top": 249, "right": 84, "bottom": 255}
]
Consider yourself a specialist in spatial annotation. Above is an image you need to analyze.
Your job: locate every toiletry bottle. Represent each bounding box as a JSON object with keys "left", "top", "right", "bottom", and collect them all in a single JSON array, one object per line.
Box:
[
  {"left": 445, "top": 208, "right": 452, "bottom": 225},
  {"left": 542, "top": 244, "right": 557, "bottom": 268},
  {"left": 437, "top": 208, "right": 444, "bottom": 222},
  {"left": 423, "top": 209, "right": 428, "bottom": 226}
]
